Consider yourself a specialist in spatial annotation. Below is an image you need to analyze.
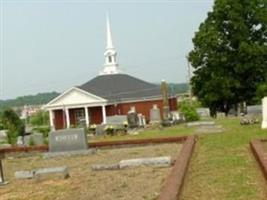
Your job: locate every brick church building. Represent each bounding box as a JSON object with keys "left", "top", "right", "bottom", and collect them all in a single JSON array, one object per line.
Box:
[{"left": 45, "top": 16, "right": 177, "bottom": 130}]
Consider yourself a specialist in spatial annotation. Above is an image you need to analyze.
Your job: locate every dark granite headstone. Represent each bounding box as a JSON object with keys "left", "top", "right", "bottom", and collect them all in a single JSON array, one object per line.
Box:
[
  {"left": 127, "top": 112, "right": 139, "bottom": 128},
  {"left": 48, "top": 128, "right": 88, "bottom": 153}
]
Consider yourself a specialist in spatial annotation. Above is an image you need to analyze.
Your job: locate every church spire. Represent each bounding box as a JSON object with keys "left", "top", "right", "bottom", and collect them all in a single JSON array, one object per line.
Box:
[
  {"left": 106, "top": 14, "right": 114, "bottom": 49},
  {"left": 99, "top": 14, "right": 120, "bottom": 75}
]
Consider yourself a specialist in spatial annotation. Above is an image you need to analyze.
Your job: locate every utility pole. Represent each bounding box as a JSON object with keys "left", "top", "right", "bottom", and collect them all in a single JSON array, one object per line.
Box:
[{"left": 186, "top": 55, "right": 192, "bottom": 104}]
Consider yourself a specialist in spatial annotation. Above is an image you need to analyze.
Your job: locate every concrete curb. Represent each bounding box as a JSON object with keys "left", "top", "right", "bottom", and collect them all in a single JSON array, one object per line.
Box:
[
  {"left": 157, "top": 135, "right": 196, "bottom": 200},
  {"left": 250, "top": 139, "right": 267, "bottom": 181},
  {"left": 0, "top": 136, "right": 187, "bottom": 154}
]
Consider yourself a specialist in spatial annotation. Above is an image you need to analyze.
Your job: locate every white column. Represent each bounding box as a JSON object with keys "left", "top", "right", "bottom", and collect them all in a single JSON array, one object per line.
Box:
[
  {"left": 65, "top": 108, "right": 70, "bottom": 129},
  {"left": 262, "top": 97, "right": 267, "bottom": 129},
  {"left": 102, "top": 105, "right": 107, "bottom": 124},
  {"left": 84, "top": 107, "right": 89, "bottom": 127},
  {"left": 49, "top": 110, "right": 55, "bottom": 131}
]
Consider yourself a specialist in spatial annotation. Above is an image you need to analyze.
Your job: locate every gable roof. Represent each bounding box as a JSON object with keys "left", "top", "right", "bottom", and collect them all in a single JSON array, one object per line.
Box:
[
  {"left": 79, "top": 74, "right": 161, "bottom": 102},
  {"left": 44, "top": 87, "right": 107, "bottom": 109}
]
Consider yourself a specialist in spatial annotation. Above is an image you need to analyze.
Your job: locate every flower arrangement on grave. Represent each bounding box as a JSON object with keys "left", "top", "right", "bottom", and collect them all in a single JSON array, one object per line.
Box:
[{"left": 104, "top": 125, "right": 114, "bottom": 135}]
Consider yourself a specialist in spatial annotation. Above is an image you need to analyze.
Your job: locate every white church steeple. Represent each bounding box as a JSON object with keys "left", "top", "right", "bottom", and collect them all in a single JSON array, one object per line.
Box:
[{"left": 99, "top": 14, "right": 120, "bottom": 75}]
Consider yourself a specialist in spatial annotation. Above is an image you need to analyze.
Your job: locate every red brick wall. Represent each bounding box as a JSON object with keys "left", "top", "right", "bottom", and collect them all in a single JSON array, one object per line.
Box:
[
  {"left": 106, "top": 97, "right": 177, "bottom": 121},
  {"left": 53, "top": 98, "right": 177, "bottom": 129}
]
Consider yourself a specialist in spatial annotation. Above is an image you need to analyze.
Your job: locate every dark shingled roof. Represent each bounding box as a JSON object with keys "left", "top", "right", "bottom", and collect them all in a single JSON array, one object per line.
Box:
[{"left": 79, "top": 74, "right": 161, "bottom": 102}]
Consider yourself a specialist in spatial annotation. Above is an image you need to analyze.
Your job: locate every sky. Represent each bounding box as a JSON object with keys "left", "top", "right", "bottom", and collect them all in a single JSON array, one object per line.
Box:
[{"left": 0, "top": 0, "right": 214, "bottom": 100}]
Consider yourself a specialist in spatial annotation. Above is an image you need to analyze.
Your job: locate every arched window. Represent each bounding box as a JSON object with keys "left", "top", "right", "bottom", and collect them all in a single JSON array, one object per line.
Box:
[{"left": 108, "top": 56, "right": 112, "bottom": 63}]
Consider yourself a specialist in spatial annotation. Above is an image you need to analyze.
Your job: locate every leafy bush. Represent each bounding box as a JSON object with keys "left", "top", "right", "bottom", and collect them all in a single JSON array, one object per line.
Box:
[
  {"left": 32, "top": 126, "right": 50, "bottom": 138},
  {"left": 29, "top": 110, "right": 49, "bottom": 126},
  {"left": 179, "top": 101, "right": 200, "bottom": 122},
  {"left": 1, "top": 108, "right": 25, "bottom": 144}
]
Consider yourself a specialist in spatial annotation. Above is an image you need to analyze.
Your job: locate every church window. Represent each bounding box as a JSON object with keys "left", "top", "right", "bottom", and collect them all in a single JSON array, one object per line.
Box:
[{"left": 108, "top": 56, "right": 112, "bottom": 63}]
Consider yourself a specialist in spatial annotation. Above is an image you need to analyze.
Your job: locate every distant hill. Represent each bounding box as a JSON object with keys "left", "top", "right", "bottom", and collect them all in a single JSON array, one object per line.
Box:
[
  {"left": 0, "top": 83, "right": 188, "bottom": 109},
  {"left": 168, "top": 83, "right": 189, "bottom": 95},
  {"left": 0, "top": 92, "right": 60, "bottom": 109}
]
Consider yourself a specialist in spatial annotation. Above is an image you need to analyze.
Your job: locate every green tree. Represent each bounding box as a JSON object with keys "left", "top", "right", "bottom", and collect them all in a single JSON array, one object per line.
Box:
[
  {"left": 1, "top": 108, "right": 25, "bottom": 144},
  {"left": 189, "top": 0, "right": 267, "bottom": 116},
  {"left": 253, "top": 82, "right": 267, "bottom": 103},
  {"left": 29, "top": 110, "right": 49, "bottom": 126},
  {"left": 179, "top": 101, "right": 200, "bottom": 122}
]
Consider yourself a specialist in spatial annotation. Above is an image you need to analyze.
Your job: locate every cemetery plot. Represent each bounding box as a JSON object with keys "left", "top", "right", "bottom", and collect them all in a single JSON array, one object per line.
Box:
[{"left": 0, "top": 143, "right": 182, "bottom": 200}]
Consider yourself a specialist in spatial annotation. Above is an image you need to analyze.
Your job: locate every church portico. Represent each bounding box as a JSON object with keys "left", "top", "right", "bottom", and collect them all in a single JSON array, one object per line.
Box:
[{"left": 48, "top": 104, "right": 107, "bottom": 130}]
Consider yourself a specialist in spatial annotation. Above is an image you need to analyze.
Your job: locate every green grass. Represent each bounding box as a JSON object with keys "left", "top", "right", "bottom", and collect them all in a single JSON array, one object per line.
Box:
[
  {"left": 181, "top": 117, "right": 267, "bottom": 200},
  {"left": 93, "top": 117, "right": 267, "bottom": 199}
]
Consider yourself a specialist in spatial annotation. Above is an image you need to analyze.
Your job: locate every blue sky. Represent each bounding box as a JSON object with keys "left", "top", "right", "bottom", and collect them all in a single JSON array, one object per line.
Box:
[{"left": 0, "top": 0, "right": 214, "bottom": 99}]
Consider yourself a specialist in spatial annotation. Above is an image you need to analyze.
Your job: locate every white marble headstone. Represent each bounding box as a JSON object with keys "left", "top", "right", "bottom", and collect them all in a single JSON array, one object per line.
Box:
[{"left": 262, "top": 97, "right": 267, "bottom": 129}]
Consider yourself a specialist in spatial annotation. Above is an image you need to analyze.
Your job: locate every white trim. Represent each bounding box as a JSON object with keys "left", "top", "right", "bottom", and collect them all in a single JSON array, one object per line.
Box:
[
  {"left": 44, "top": 87, "right": 107, "bottom": 109},
  {"left": 85, "top": 106, "right": 89, "bottom": 127},
  {"left": 65, "top": 108, "right": 70, "bottom": 129},
  {"left": 46, "top": 102, "right": 107, "bottom": 110},
  {"left": 49, "top": 110, "right": 55, "bottom": 131},
  {"left": 102, "top": 105, "right": 107, "bottom": 124}
]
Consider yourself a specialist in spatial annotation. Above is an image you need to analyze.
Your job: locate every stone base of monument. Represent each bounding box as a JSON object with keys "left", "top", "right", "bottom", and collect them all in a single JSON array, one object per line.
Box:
[
  {"left": 34, "top": 166, "right": 69, "bottom": 181},
  {"left": 43, "top": 149, "right": 96, "bottom": 159},
  {"left": 15, "top": 166, "right": 69, "bottom": 181},
  {"left": 15, "top": 170, "right": 34, "bottom": 179},
  {"left": 161, "top": 119, "right": 172, "bottom": 127},
  {"left": 91, "top": 156, "right": 171, "bottom": 171},
  {"left": 195, "top": 125, "right": 224, "bottom": 134},
  {"left": 187, "top": 121, "right": 215, "bottom": 127},
  {"left": 0, "top": 181, "right": 9, "bottom": 186}
]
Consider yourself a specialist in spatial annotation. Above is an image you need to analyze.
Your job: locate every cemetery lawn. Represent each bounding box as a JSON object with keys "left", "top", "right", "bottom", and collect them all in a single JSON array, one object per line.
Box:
[
  {"left": 93, "top": 117, "right": 267, "bottom": 200},
  {"left": 0, "top": 143, "right": 181, "bottom": 200}
]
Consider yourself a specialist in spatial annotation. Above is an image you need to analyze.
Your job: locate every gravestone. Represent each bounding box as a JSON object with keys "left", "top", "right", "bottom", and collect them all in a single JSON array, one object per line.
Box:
[
  {"left": 247, "top": 105, "right": 262, "bottom": 115},
  {"left": 0, "top": 130, "right": 7, "bottom": 144},
  {"left": 262, "top": 97, "right": 267, "bottom": 129},
  {"left": 0, "top": 153, "right": 7, "bottom": 185},
  {"left": 23, "top": 135, "right": 31, "bottom": 146},
  {"left": 150, "top": 104, "right": 161, "bottom": 123},
  {"left": 16, "top": 136, "right": 24, "bottom": 146},
  {"left": 187, "top": 121, "right": 215, "bottom": 127},
  {"left": 196, "top": 108, "right": 210, "bottom": 117},
  {"left": 127, "top": 111, "right": 139, "bottom": 129},
  {"left": 32, "top": 133, "right": 44, "bottom": 145},
  {"left": 95, "top": 124, "right": 106, "bottom": 136},
  {"left": 48, "top": 128, "right": 88, "bottom": 153},
  {"left": 106, "top": 115, "right": 127, "bottom": 125},
  {"left": 137, "top": 114, "right": 146, "bottom": 127},
  {"left": 195, "top": 125, "right": 224, "bottom": 134}
]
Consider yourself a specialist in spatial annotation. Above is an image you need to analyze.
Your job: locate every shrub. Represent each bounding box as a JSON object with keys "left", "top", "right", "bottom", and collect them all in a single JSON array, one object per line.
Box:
[
  {"left": 32, "top": 126, "right": 50, "bottom": 138},
  {"left": 29, "top": 110, "right": 49, "bottom": 126},
  {"left": 1, "top": 108, "right": 25, "bottom": 144},
  {"left": 179, "top": 101, "right": 200, "bottom": 122}
]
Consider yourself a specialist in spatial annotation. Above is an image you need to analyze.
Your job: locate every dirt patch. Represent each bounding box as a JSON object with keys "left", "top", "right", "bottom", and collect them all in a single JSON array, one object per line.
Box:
[{"left": 0, "top": 143, "right": 181, "bottom": 200}]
